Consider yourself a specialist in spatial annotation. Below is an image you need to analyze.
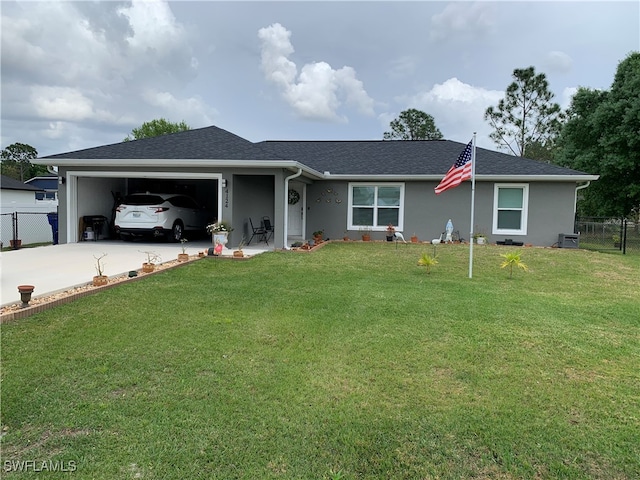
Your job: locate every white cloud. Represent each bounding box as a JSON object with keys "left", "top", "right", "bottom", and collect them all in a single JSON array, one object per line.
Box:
[
  {"left": 335, "top": 66, "right": 375, "bottom": 116},
  {"left": 117, "top": 0, "right": 183, "bottom": 51},
  {"left": 396, "top": 77, "right": 504, "bottom": 147},
  {"left": 387, "top": 55, "right": 419, "bottom": 79},
  {"left": 545, "top": 51, "right": 573, "bottom": 74},
  {"left": 0, "top": 17, "right": 47, "bottom": 75},
  {"left": 258, "top": 23, "right": 375, "bottom": 121},
  {"left": 42, "top": 122, "right": 70, "bottom": 140},
  {"left": 141, "top": 89, "right": 216, "bottom": 125},
  {"left": 560, "top": 87, "right": 578, "bottom": 110},
  {"left": 429, "top": 2, "right": 496, "bottom": 42},
  {"left": 1, "top": 0, "right": 209, "bottom": 153},
  {"left": 31, "top": 87, "right": 95, "bottom": 122}
]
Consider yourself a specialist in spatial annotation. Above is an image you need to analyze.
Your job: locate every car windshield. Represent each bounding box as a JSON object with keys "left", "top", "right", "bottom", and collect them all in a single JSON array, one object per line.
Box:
[{"left": 123, "top": 195, "right": 166, "bottom": 206}]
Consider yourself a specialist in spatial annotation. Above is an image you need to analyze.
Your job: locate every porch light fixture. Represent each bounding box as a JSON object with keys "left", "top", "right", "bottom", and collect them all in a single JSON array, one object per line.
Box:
[{"left": 221, "top": 179, "right": 227, "bottom": 188}]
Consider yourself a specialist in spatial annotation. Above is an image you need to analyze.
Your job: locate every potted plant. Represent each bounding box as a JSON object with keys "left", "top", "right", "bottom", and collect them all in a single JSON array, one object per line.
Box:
[
  {"left": 343, "top": 231, "right": 350, "bottom": 241},
  {"left": 386, "top": 223, "right": 395, "bottom": 242},
  {"left": 359, "top": 226, "right": 372, "bottom": 241},
  {"left": 140, "top": 250, "right": 161, "bottom": 272},
  {"left": 178, "top": 239, "right": 189, "bottom": 261},
  {"left": 207, "top": 220, "right": 232, "bottom": 247},
  {"left": 17, "top": 285, "right": 35, "bottom": 308},
  {"left": 473, "top": 226, "right": 487, "bottom": 245},
  {"left": 410, "top": 233, "right": 419, "bottom": 243},
  {"left": 233, "top": 238, "right": 246, "bottom": 258},
  {"left": 92, "top": 253, "right": 108, "bottom": 286},
  {"left": 613, "top": 234, "right": 621, "bottom": 248},
  {"left": 313, "top": 230, "right": 324, "bottom": 243}
]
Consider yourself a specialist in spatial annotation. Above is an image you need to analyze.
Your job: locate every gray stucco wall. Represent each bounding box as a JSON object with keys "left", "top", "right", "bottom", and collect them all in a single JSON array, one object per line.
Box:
[
  {"left": 305, "top": 182, "right": 350, "bottom": 240},
  {"left": 232, "top": 174, "right": 275, "bottom": 247},
  {"left": 56, "top": 164, "right": 580, "bottom": 248},
  {"left": 526, "top": 182, "right": 577, "bottom": 246},
  {"left": 56, "top": 173, "right": 68, "bottom": 244},
  {"left": 306, "top": 179, "right": 578, "bottom": 246}
]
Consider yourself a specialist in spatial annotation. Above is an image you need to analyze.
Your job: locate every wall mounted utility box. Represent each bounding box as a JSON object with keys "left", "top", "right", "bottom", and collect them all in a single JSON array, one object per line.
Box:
[{"left": 558, "top": 233, "right": 579, "bottom": 248}]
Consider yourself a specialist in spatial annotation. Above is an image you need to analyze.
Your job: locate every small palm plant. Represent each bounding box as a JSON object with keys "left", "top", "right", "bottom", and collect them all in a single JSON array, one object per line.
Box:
[
  {"left": 500, "top": 250, "right": 528, "bottom": 278},
  {"left": 417, "top": 252, "right": 438, "bottom": 274}
]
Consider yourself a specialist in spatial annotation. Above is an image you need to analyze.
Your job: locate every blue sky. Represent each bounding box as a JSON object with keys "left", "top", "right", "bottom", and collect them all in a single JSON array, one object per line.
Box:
[{"left": 1, "top": 1, "right": 638, "bottom": 157}]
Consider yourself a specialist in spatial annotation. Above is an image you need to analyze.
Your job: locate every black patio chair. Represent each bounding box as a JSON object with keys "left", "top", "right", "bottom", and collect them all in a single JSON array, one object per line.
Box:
[
  {"left": 262, "top": 216, "right": 274, "bottom": 244},
  {"left": 248, "top": 217, "right": 267, "bottom": 245}
]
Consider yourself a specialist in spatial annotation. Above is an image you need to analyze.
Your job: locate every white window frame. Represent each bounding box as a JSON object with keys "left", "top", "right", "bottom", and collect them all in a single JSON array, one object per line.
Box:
[
  {"left": 492, "top": 183, "right": 529, "bottom": 236},
  {"left": 35, "top": 191, "right": 58, "bottom": 202},
  {"left": 347, "top": 182, "right": 405, "bottom": 231}
]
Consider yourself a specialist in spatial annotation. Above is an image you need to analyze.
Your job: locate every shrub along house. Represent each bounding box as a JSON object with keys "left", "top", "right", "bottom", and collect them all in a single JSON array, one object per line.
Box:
[{"left": 37, "top": 125, "right": 598, "bottom": 248}]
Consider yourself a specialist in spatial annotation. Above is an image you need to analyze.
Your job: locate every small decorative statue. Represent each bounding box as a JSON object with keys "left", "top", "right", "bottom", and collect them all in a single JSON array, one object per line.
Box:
[{"left": 445, "top": 219, "right": 454, "bottom": 243}]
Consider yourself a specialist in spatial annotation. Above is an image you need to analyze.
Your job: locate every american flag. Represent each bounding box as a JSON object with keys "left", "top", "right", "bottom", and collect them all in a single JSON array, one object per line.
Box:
[{"left": 434, "top": 141, "right": 473, "bottom": 195}]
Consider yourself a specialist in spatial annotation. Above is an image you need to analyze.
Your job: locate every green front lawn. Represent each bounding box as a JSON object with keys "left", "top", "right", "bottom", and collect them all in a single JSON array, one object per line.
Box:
[{"left": 2, "top": 243, "right": 639, "bottom": 479}]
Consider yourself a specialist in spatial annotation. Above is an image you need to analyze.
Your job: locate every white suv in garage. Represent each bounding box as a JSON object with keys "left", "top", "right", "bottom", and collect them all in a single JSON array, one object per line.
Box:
[{"left": 115, "top": 193, "right": 212, "bottom": 242}]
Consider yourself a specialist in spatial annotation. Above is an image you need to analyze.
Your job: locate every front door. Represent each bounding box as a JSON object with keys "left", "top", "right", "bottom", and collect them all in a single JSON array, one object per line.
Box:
[{"left": 287, "top": 185, "right": 303, "bottom": 237}]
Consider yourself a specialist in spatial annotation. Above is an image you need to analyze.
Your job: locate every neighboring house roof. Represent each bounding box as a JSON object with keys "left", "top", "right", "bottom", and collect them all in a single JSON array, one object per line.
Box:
[
  {"left": 36, "top": 125, "right": 597, "bottom": 181},
  {"left": 1, "top": 175, "right": 42, "bottom": 192},
  {"left": 26, "top": 175, "right": 58, "bottom": 191}
]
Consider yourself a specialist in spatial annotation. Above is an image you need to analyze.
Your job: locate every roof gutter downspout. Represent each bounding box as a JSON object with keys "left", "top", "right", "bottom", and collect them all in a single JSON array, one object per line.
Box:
[
  {"left": 574, "top": 181, "right": 591, "bottom": 215},
  {"left": 283, "top": 168, "right": 303, "bottom": 249}
]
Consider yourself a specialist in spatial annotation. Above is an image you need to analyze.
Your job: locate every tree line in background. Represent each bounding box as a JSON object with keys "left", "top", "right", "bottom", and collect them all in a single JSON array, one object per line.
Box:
[
  {"left": 0, "top": 143, "right": 47, "bottom": 181},
  {"left": 384, "top": 52, "right": 640, "bottom": 218},
  {"left": 2, "top": 54, "right": 637, "bottom": 218}
]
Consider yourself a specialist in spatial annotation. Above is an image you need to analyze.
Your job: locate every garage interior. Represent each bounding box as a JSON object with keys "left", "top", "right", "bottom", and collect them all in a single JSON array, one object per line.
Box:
[{"left": 73, "top": 174, "right": 220, "bottom": 243}]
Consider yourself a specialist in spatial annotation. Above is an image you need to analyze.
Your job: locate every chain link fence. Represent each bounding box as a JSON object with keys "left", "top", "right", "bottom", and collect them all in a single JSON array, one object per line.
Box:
[
  {"left": 575, "top": 217, "right": 639, "bottom": 254},
  {"left": 0, "top": 211, "right": 58, "bottom": 249}
]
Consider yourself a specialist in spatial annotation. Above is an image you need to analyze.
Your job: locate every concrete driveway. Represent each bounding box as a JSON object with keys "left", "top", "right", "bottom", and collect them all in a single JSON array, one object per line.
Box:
[{"left": 1, "top": 239, "right": 271, "bottom": 307}]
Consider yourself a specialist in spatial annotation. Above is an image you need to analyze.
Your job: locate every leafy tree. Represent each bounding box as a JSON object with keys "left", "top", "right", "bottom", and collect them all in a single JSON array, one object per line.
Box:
[
  {"left": 383, "top": 109, "right": 443, "bottom": 140},
  {"left": 523, "top": 139, "right": 558, "bottom": 163},
  {"left": 485, "top": 66, "right": 565, "bottom": 157},
  {"left": 124, "top": 118, "right": 190, "bottom": 141},
  {"left": 556, "top": 52, "right": 640, "bottom": 217},
  {"left": 0, "top": 143, "right": 46, "bottom": 181}
]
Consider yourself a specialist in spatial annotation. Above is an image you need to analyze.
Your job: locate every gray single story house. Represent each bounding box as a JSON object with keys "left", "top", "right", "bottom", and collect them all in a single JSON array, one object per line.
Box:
[{"left": 37, "top": 125, "right": 598, "bottom": 248}]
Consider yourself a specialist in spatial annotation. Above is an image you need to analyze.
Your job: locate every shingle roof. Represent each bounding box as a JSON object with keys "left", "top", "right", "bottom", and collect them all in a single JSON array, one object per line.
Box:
[
  {"left": 257, "top": 140, "right": 591, "bottom": 177},
  {"left": 40, "top": 125, "right": 592, "bottom": 177},
  {"left": 1, "top": 175, "right": 42, "bottom": 191},
  {"left": 42, "top": 125, "right": 284, "bottom": 161}
]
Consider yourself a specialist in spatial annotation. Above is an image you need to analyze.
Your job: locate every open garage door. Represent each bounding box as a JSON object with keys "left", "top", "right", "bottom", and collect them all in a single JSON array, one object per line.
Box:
[{"left": 66, "top": 171, "right": 222, "bottom": 243}]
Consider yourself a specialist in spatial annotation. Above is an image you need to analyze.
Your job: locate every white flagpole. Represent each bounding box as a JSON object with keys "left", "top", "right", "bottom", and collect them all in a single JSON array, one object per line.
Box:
[{"left": 468, "top": 133, "right": 477, "bottom": 279}]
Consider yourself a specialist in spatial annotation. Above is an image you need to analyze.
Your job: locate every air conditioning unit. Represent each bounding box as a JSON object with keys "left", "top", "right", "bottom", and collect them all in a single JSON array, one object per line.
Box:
[{"left": 558, "top": 233, "right": 579, "bottom": 248}]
